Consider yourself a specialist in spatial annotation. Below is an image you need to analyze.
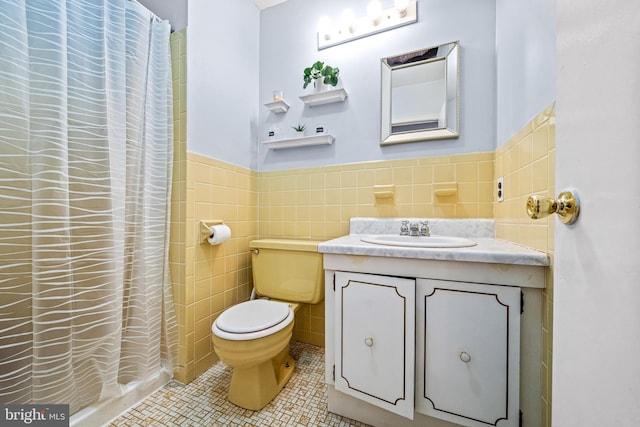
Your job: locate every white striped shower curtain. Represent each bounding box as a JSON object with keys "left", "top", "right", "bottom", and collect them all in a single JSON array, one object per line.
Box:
[{"left": 0, "top": 0, "right": 177, "bottom": 415}]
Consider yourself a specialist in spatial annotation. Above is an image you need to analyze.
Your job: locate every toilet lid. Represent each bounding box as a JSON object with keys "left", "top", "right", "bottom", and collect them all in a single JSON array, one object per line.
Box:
[{"left": 215, "top": 300, "right": 291, "bottom": 334}]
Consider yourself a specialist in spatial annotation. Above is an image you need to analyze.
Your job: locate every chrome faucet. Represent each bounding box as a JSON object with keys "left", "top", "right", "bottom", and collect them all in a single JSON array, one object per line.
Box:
[
  {"left": 400, "top": 220, "right": 410, "bottom": 236},
  {"left": 419, "top": 221, "right": 430, "bottom": 237},
  {"left": 409, "top": 222, "right": 420, "bottom": 236}
]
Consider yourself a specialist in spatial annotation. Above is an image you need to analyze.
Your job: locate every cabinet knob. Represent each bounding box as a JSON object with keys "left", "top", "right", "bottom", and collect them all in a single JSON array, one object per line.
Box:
[
  {"left": 459, "top": 351, "right": 471, "bottom": 363},
  {"left": 364, "top": 337, "right": 374, "bottom": 347}
]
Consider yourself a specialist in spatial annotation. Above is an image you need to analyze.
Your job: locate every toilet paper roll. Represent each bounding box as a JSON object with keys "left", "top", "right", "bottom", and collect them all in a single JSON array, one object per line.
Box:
[{"left": 207, "top": 224, "right": 231, "bottom": 245}]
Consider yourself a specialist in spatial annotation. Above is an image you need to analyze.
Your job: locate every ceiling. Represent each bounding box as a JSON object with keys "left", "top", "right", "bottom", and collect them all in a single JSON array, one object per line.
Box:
[
  {"left": 137, "top": 0, "right": 187, "bottom": 30},
  {"left": 136, "top": 0, "right": 287, "bottom": 31},
  {"left": 253, "top": 0, "right": 288, "bottom": 10}
]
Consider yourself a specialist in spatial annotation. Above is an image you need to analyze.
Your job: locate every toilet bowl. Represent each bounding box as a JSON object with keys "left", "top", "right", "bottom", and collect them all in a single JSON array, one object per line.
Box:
[
  {"left": 212, "top": 299, "right": 297, "bottom": 410},
  {"left": 211, "top": 239, "right": 324, "bottom": 410}
]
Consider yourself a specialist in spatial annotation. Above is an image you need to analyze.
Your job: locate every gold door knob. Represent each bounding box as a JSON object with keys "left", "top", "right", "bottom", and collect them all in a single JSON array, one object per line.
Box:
[
  {"left": 526, "top": 190, "right": 580, "bottom": 225},
  {"left": 526, "top": 196, "right": 557, "bottom": 219}
]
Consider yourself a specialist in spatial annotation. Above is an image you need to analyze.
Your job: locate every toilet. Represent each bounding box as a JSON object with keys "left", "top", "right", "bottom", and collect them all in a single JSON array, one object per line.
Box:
[{"left": 211, "top": 239, "right": 324, "bottom": 410}]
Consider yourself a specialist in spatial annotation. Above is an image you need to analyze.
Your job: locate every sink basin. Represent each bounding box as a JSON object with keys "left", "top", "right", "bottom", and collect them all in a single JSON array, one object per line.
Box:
[{"left": 360, "top": 235, "right": 477, "bottom": 248}]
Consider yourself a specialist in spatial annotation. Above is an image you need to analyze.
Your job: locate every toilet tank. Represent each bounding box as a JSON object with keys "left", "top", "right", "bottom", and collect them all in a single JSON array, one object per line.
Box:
[{"left": 250, "top": 239, "right": 324, "bottom": 304}]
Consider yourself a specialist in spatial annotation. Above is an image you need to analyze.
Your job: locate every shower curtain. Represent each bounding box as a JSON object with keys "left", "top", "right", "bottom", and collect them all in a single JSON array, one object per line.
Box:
[{"left": 0, "top": 0, "right": 177, "bottom": 415}]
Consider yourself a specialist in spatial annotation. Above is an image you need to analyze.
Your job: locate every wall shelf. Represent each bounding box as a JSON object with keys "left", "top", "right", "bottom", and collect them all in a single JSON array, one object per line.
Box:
[
  {"left": 374, "top": 184, "right": 395, "bottom": 199},
  {"left": 261, "top": 134, "right": 334, "bottom": 150},
  {"left": 299, "top": 88, "right": 348, "bottom": 107},
  {"left": 264, "top": 99, "right": 290, "bottom": 114},
  {"left": 434, "top": 183, "right": 458, "bottom": 198}
]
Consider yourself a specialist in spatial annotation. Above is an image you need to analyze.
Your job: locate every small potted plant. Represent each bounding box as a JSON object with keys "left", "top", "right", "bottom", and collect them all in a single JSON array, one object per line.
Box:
[
  {"left": 292, "top": 124, "right": 306, "bottom": 136},
  {"left": 303, "top": 61, "right": 340, "bottom": 92}
]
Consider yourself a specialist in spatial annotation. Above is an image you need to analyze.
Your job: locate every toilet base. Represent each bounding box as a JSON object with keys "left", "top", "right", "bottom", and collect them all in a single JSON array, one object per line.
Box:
[{"left": 228, "top": 345, "right": 295, "bottom": 410}]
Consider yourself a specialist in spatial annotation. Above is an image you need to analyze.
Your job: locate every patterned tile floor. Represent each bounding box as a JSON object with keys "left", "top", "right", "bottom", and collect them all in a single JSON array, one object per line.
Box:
[{"left": 110, "top": 341, "right": 371, "bottom": 426}]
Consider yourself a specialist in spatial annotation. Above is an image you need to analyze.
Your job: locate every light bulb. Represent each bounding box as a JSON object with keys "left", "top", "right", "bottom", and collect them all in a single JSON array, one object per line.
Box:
[
  {"left": 318, "top": 16, "right": 333, "bottom": 40},
  {"left": 340, "top": 8, "right": 356, "bottom": 33},
  {"left": 367, "top": 0, "right": 382, "bottom": 25},
  {"left": 394, "top": 0, "right": 410, "bottom": 17}
]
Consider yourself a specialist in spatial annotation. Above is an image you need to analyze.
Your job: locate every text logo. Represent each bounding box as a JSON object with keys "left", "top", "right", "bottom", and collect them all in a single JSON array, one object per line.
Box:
[{"left": 1, "top": 405, "right": 69, "bottom": 426}]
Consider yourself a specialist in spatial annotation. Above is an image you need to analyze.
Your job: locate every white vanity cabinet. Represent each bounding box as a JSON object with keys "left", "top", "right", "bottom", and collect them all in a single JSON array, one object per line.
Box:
[
  {"left": 416, "top": 279, "right": 521, "bottom": 427},
  {"left": 323, "top": 258, "right": 544, "bottom": 427},
  {"left": 334, "top": 272, "right": 415, "bottom": 419},
  {"left": 321, "top": 222, "right": 548, "bottom": 427}
]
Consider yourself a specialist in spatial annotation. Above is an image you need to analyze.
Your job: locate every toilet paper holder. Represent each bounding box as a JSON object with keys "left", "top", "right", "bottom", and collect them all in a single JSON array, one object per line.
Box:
[{"left": 200, "top": 219, "right": 225, "bottom": 242}]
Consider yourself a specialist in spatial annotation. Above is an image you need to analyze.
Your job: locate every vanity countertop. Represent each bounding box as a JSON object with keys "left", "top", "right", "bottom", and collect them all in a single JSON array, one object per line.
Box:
[{"left": 318, "top": 235, "right": 549, "bottom": 267}]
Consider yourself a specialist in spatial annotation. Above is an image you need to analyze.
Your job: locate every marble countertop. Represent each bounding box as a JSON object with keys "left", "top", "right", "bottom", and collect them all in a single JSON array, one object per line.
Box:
[
  {"left": 318, "top": 235, "right": 549, "bottom": 266},
  {"left": 318, "top": 218, "right": 550, "bottom": 266}
]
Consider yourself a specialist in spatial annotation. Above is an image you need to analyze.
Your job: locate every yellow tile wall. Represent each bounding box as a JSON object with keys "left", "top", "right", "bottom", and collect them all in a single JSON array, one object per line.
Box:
[
  {"left": 168, "top": 29, "right": 188, "bottom": 382},
  {"left": 258, "top": 152, "right": 495, "bottom": 240},
  {"left": 172, "top": 152, "right": 258, "bottom": 384},
  {"left": 184, "top": 153, "right": 258, "bottom": 381},
  {"left": 257, "top": 152, "right": 495, "bottom": 346},
  {"left": 495, "top": 103, "right": 555, "bottom": 427}
]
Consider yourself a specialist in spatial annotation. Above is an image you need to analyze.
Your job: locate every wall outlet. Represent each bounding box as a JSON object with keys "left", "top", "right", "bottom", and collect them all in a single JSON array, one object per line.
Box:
[{"left": 497, "top": 176, "right": 504, "bottom": 202}]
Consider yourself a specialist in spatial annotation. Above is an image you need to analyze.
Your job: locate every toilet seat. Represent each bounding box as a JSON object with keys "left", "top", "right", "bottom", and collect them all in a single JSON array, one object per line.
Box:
[{"left": 212, "top": 300, "right": 294, "bottom": 341}]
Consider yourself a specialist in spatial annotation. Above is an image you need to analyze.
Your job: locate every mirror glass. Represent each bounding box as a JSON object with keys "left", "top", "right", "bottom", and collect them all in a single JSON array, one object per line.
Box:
[{"left": 380, "top": 41, "right": 459, "bottom": 145}]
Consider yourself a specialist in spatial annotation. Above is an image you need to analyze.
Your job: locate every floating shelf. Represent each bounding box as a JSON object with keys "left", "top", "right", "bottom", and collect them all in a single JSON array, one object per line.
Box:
[
  {"left": 261, "top": 134, "right": 335, "bottom": 150},
  {"left": 299, "top": 88, "right": 348, "bottom": 107},
  {"left": 264, "top": 99, "right": 290, "bottom": 114}
]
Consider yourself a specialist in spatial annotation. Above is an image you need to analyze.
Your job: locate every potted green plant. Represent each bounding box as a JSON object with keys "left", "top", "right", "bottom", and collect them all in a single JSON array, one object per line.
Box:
[
  {"left": 303, "top": 61, "right": 340, "bottom": 91},
  {"left": 292, "top": 124, "right": 306, "bottom": 136}
]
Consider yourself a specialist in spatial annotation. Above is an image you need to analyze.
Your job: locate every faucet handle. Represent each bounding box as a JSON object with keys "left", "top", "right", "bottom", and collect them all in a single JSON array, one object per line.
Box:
[
  {"left": 419, "top": 221, "right": 430, "bottom": 237},
  {"left": 400, "top": 220, "right": 410, "bottom": 236}
]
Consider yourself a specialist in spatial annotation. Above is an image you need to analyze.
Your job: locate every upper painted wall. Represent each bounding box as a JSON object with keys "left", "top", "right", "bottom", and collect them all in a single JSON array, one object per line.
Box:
[
  {"left": 183, "top": 0, "right": 555, "bottom": 170},
  {"left": 187, "top": 0, "right": 260, "bottom": 170},
  {"left": 496, "top": 0, "right": 555, "bottom": 147},
  {"left": 257, "top": 0, "right": 497, "bottom": 171}
]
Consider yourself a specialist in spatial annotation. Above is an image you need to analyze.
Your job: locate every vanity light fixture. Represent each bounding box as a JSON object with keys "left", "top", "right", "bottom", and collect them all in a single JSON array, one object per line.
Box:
[
  {"left": 394, "top": 0, "right": 410, "bottom": 17},
  {"left": 317, "top": 16, "right": 333, "bottom": 41},
  {"left": 317, "top": 0, "right": 418, "bottom": 50},
  {"left": 367, "top": 0, "right": 382, "bottom": 25},
  {"left": 341, "top": 8, "right": 357, "bottom": 33}
]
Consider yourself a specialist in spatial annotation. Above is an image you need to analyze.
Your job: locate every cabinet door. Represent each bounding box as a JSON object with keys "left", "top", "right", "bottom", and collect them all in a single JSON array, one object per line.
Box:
[
  {"left": 416, "top": 279, "right": 520, "bottom": 427},
  {"left": 334, "top": 272, "right": 415, "bottom": 419}
]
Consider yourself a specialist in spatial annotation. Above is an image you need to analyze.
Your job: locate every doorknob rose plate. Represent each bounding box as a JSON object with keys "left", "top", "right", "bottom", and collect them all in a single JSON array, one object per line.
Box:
[
  {"left": 526, "top": 190, "right": 580, "bottom": 224},
  {"left": 556, "top": 191, "right": 580, "bottom": 224}
]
